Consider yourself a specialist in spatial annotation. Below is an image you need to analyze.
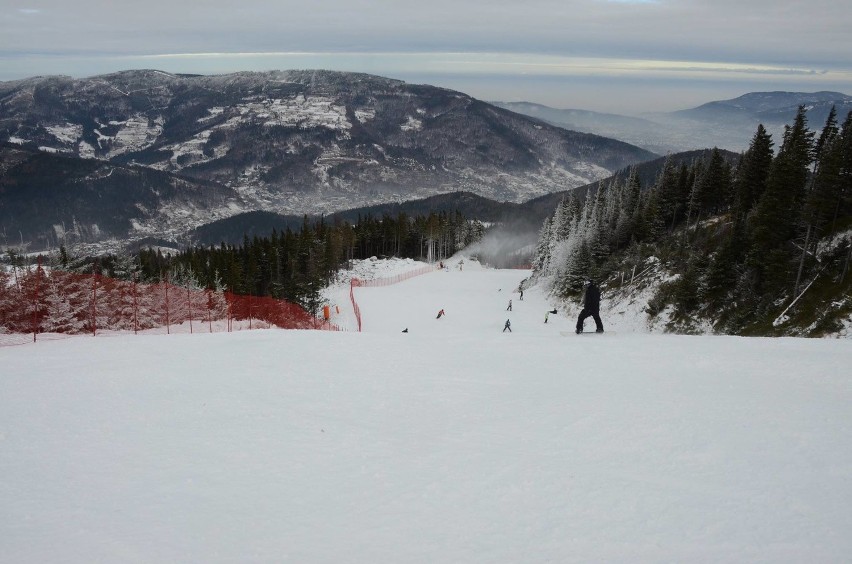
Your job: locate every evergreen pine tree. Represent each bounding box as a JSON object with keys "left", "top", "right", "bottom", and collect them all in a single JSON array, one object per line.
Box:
[
  {"left": 748, "top": 106, "right": 814, "bottom": 295},
  {"left": 803, "top": 108, "right": 844, "bottom": 239},
  {"left": 40, "top": 272, "right": 88, "bottom": 333},
  {"left": 733, "top": 124, "right": 775, "bottom": 222},
  {"left": 693, "top": 148, "right": 733, "bottom": 217},
  {"left": 614, "top": 167, "right": 642, "bottom": 247},
  {"left": 839, "top": 111, "right": 852, "bottom": 225},
  {"left": 655, "top": 156, "right": 682, "bottom": 233},
  {"left": 532, "top": 217, "right": 554, "bottom": 275}
]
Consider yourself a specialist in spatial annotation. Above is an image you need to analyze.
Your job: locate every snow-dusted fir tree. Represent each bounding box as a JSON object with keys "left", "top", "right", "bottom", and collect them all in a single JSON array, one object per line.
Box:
[
  {"left": 552, "top": 194, "right": 579, "bottom": 243},
  {"left": 133, "top": 280, "right": 164, "bottom": 330},
  {"left": 166, "top": 264, "right": 205, "bottom": 325},
  {"left": 40, "top": 272, "right": 88, "bottom": 333},
  {"left": 532, "top": 216, "right": 554, "bottom": 275},
  {"left": 0, "top": 268, "right": 19, "bottom": 332},
  {"left": 206, "top": 272, "right": 230, "bottom": 323},
  {"left": 98, "top": 254, "right": 142, "bottom": 330},
  {"left": 614, "top": 167, "right": 642, "bottom": 248}
]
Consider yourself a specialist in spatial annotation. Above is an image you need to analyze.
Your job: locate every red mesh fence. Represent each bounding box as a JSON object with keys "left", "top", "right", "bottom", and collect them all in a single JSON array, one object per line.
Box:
[
  {"left": 349, "top": 282, "right": 362, "bottom": 333},
  {"left": 0, "top": 264, "right": 341, "bottom": 347},
  {"left": 349, "top": 264, "right": 437, "bottom": 332},
  {"left": 350, "top": 264, "right": 437, "bottom": 288}
]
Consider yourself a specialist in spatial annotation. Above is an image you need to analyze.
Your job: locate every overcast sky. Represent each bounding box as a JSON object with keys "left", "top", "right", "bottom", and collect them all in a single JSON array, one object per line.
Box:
[{"left": 2, "top": 0, "right": 851, "bottom": 114}]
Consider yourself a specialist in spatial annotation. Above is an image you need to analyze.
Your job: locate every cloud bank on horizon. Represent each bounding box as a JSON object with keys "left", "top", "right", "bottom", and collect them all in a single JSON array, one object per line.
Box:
[{"left": 1, "top": 0, "right": 850, "bottom": 114}]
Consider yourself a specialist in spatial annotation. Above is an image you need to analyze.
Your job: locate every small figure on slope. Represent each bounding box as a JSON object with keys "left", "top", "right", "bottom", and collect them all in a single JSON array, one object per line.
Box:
[
  {"left": 576, "top": 280, "right": 604, "bottom": 334},
  {"left": 506, "top": 299, "right": 512, "bottom": 311},
  {"left": 402, "top": 328, "right": 408, "bottom": 333},
  {"left": 436, "top": 309, "right": 445, "bottom": 319},
  {"left": 519, "top": 289, "right": 524, "bottom": 301},
  {"left": 503, "top": 319, "right": 512, "bottom": 332},
  {"left": 544, "top": 311, "right": 549, "bottom": 324}
]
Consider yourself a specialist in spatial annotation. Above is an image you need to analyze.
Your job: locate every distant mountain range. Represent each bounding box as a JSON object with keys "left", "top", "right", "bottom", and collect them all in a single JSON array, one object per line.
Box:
[
  {"left": 0, "top": 69, "right": 655, "bottom": 250},
  {"left": 4, "top": 70, "right": 845, "bottom": 254},
  {"left": 494, "top": 91, "right": 852, "bottom": 153}
]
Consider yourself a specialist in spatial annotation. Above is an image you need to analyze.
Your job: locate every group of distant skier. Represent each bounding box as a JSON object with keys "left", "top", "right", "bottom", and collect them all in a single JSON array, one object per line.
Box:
[
  {"left": 504, "top": 279, "right": 603, "bottom": 333},
  {"left": 425, "top": 278, "right": 604, "bottom": 334}
]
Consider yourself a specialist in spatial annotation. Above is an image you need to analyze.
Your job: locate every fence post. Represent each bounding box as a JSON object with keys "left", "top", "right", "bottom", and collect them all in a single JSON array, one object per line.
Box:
[
  {"left": 227, "top": 291, "right": 232, "bottom": 332},
  {"left": 207, "top": 290, "right": 213, "bottom": 333},
  {"left": 32, "top": 256, "right": 42, "bottom": 342},
  {"left": 91, "top": 262, "right": 98, "bottom": 337},
  {"left": 133, "top": 273, "right": 139, "bottom": 335},
  {"left": 164, "top": 274, "right": 171, "bottom": 335},
  {"left": 187, "top": 283, "right": 193, "bottom": 334}
]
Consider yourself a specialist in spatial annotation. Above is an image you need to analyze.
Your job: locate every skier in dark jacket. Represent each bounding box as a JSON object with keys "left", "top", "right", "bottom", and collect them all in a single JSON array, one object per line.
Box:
[
  {"left": 576, "top": 280, "right": 604, "bottom": 333},
  {"left": 503, "top": 319, "right": 512, "bottom": 332}
]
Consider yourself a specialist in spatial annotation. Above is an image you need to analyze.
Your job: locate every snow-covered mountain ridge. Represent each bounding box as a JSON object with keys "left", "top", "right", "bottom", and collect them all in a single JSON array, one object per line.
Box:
[{"left": 0, "top": 70, "right": 655, "bottom": 249}]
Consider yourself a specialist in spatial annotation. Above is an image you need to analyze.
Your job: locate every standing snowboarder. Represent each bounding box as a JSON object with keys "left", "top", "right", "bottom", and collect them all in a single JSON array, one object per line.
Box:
[
  {"left": 506, "top": 299, "right": 512, "bottom": 311},
  {"left": 503, "top": 319, "right": 512, "bottom": 332},
  {"left": 519, "top": 289, "right": 524, "bottom": 301},
  {"left": 576, "top": 280, "right": 604, "bottom": 333}
]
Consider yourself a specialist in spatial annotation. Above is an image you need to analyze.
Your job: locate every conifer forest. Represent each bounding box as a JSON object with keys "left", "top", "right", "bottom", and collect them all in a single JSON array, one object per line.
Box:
[
  {"left": 532, "top": 106, "right": 852, "bottom": 335},
  {"left": 0, "top": 211, "right": 483, "bottom": 331}
]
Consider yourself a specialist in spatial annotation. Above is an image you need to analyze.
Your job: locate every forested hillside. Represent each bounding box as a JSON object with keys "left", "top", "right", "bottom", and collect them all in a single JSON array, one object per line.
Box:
[
  {"left": 0, "top": 210, "right": 482, "bottom": 333},
  {"left": 532, "top": 106, "right": 852, "bottom": 336}
]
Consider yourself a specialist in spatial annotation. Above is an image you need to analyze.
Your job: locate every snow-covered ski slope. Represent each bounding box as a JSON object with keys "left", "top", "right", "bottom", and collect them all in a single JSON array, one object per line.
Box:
[{"left": 2, "top": 257, "right": 851, "bottom": 563}]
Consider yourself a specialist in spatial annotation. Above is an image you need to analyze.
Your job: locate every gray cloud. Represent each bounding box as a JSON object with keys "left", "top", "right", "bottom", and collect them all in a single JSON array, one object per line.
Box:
[
  {"left": 3, "top": 0, "right": 850, "bottom": 64},
  {"left": 1, "top": 0, "right": 850, "bottom": 113}
]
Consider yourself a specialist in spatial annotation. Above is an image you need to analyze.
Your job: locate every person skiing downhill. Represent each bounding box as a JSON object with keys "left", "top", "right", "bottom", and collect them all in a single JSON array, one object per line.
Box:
[
  {"left": 507, "top": 299, "right": 512, "bottom": 311},
  {"left": 503, "top": 319, "right": 512, "bottom": 332},
  {"left": 576, "top": 280, "right": 604, "bottom": 334},
  {"left": 436, "top": 309, "right": 445, "bottom": 319}
]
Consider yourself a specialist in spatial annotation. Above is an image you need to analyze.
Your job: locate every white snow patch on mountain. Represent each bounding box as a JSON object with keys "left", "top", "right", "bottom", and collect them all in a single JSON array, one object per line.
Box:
[
  {"left": 231, "top": 95, "right": 351, "bottom": 132},
  {"left": 45, "top": 123, "right": 82, "bottom": 145},
  {"left": 163, "top": 129, "right": 214, "bottom": 167},
  {"left": 354, "top": 108, "right": 376, "bottom": 122},
  {"left": 78, "top": 140, "right": 96, "bottom": 159},
  {"left": 106, "top": 114, "right": 164, "bottom": 158},
  {"left": 400, "top": 115, "right": 423, "bottom": 132},
  {"left": 197, "top": 106, "right": 225, "bottom": 124}
]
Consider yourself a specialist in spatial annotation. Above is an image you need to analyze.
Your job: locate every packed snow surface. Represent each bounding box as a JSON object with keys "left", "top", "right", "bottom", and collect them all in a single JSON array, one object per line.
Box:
[{"left": 2, "top": 257, "right": 851, "bottom": 563}]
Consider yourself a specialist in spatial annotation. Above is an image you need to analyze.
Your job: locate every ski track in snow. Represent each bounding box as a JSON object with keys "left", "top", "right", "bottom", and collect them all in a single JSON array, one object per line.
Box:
[{"left": 2, "top": 256, "right": 852, "bottom": 563}]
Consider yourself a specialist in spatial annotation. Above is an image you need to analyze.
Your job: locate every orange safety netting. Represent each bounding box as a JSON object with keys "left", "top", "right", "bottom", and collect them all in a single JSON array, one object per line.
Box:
[
  {"left": 349, "top": 264, "right": 438, "bottom": 332},
  {"left": 0, "top": 264, "right": 341, "bottom": 346}
]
